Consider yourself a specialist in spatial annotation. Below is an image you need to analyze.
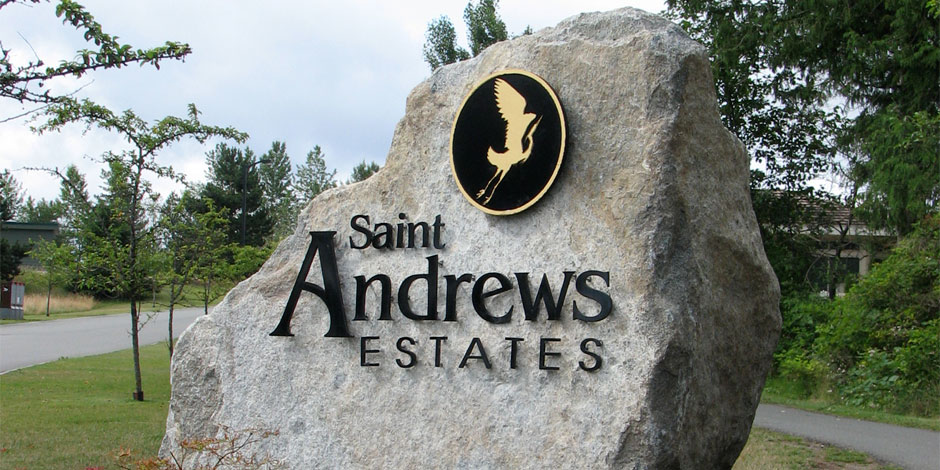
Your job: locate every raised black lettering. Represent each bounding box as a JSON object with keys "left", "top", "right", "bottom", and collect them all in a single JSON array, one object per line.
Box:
[
  {"left": 539, "top": 337, "right": 561, "bottom": 371},
  {"left": 270, "top": 231, "right": 350, "bottom": 338},
  {"left": 354, "top": 274, "right": 392, "bottom": 321},
  {"left": 471, "top": 272, "right": 514, "bottom": 324},
  {"left": 373, "top": 222, "right": 394, "bottom": 249},
  {"left": 349, "top": 215, "right": 372, "bottom": 249},
  {"left": 430, "top": 336, "right": 447, "bottom": 367},
  {"left": 396, "top": 213, "right": 406, "bottom": 248},
  {"left": 360, "top": 336, "right": 380, "bottom": 366},
  {"left": 407, "top": 221, "right": 430, "bottom": 248},
  {"left": 432, "top": 215, "right": 445, "bottom": 249},
  {"left": 444, "top": 273, "right": 474, "bottom": 321},
  {"left": 573, "top": 271, "right": 612, "bottom": 322},
  {"left": 579, "top": 338, "right": 603, "bottom": 372},
  {"left": 459, "top": 337, "right": 491, "bottom": 369},
  {"left": 396, "top": 337, "right": 418, "bottom": 368},
  {"left": 517, "top": 271, "right": 574, "bottom": 321},
  {"left": 397, "top": 255, "right": 439, "bottom": 320},
  {"left": 506, "top": 337, "right": 524, "bottom": 369}
]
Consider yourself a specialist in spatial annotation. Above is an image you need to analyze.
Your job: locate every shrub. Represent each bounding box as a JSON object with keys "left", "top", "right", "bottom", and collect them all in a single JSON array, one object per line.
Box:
[{"left": 817, "top": 214, "right": 939, "bottom": 416}]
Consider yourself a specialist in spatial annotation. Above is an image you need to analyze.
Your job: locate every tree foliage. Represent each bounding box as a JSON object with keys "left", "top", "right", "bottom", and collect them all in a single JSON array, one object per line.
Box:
[
  {"left": 157, "top": 191, "right": 229, "bottom": 353},
  {"left": 37, "top": 102, "right": 245, "bottom": 400},
  {"left": 666, "top": 0, "right": 939, "bottom": 237},
  {"left": 20, "top": 196, "right": 62, "bottom": 223},
  {"left": 1, "top": 0, "right": 191, "bottom": 106},
  {"left": 422, "top": 0, "right": 510, "bottom": 70},
  {"left": 0, "top": 169, "right": 22, "bottom": 221},
  {"left": 55, "top": 164, "right": 90, "bottom": 234},
  {"left": 0, "top": 170, "right": 27, "bottom": 280},
  {"left": 854, "top": 108, "right": 939, "bottom": 234},
  {"left": 200, "top": 143, "right": 270, "bottom": 247},
  {"left": 28, "top": 237, "right": 75, "bottom": 315},
  {"left": 294, "top": 145, "right": 336, "bottom": 202},
  {"left": 0, "top": 238, "right": 27, "bottom": 282},
  {"left": 347, "top": 160, "right": 380, "bottom": 184},
  {"left": 463, "top": 0, "right": 508, "bottom": 56},
  {"left": 422, "top": 16, "right": 470, "bottom": 70},
  {"left": 259, "top": 141, "right": 296, "bottom": 242}
]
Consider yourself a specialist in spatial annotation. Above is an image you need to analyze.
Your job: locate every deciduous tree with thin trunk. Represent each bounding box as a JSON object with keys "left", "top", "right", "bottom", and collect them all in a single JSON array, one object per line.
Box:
[{"left": 39, "top": 101, "right": 245, "bottom": 400}]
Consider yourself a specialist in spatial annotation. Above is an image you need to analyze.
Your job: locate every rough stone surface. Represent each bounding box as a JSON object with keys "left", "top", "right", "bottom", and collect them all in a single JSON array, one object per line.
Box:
[{"left": 162, "top": 7, "right": 780, "bottom": 469}]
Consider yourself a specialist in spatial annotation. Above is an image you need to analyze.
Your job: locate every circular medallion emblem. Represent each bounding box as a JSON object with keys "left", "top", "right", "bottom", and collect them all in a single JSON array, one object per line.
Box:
[{"left": 450, "top": 70, "right": 566, "bottom": 215}]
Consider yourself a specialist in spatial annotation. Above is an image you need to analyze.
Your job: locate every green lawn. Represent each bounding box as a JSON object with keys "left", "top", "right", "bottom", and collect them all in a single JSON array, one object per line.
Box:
[
  {"left": 0, "top": 346, "right": 921, "bottom": 469},
  {"left": 0, "top": 344, "right": 171, "bottom": 470},
  {"left": 733, "top": 427, "right": 901, "bottom": 470}
]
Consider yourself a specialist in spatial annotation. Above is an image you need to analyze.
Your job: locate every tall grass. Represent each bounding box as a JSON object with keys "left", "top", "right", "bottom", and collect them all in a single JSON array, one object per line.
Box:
[{"left": 23, "top": 292, "right": 96, "bottom": 315}]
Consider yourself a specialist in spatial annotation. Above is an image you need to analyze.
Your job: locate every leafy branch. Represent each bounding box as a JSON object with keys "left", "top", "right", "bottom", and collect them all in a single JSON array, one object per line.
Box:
[{"left": 1, "top": 0, "right": 191, "bottom": 104}]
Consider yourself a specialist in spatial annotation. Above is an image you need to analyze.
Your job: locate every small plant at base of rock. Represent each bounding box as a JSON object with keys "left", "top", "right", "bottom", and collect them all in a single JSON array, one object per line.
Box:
[{"left": 115, "top": 426, "right": 284, "bottom": 470}]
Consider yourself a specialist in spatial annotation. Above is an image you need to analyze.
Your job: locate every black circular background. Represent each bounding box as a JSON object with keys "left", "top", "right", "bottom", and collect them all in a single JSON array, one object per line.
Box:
[{"left": 451, "top": 72, "right": 564, "bottom": 214}]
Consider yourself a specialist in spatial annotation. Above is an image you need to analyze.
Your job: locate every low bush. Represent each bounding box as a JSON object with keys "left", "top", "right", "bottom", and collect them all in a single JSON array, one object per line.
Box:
[{"left": 771, "top": 214, "right": 939, "bottom": 417}]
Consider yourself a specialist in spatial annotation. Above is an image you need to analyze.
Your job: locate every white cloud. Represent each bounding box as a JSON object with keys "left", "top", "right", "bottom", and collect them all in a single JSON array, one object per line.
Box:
[{"left": 1, "top": 1, "right": 666, "bottom": 202}]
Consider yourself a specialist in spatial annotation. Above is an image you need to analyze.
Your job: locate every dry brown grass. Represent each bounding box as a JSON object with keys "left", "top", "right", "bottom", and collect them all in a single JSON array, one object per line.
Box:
[{"left": 23, "top": 292, "right": 96, "bottom": 315}]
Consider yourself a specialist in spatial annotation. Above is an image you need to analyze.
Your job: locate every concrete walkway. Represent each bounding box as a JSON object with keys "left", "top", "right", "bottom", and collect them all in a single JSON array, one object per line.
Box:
[
  {"left": 0, "top": 306, "right": 207, "bottom": 374},
  {"left": 754, "top": 404, "right": 940, "bottom": 470}
]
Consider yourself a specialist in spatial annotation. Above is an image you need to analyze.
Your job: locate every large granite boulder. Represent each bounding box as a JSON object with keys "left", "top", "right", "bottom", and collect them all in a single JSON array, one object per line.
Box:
[{"left": 162, "top": 7, "right": 780, "bottom": 469}]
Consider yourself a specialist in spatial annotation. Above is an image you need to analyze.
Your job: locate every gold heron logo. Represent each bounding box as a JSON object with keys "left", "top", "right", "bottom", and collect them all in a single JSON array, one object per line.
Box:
[{"left": 451, "top": 70, "right": 566, "bottom": 215}]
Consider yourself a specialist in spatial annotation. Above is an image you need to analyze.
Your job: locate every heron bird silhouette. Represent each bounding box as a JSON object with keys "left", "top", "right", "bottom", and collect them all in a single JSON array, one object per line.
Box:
[{"left": 475, "top": 78, "right": 542, "bottom": 205}]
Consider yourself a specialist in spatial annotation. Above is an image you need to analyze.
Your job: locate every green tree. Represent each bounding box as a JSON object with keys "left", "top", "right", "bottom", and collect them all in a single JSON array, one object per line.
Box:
[
  {"left": 28, "top": 238, "right": 74, "bottom": 315},
  {"left": 157, "top": 191, "right": 229, "bottom": 354},
  {"left": 422, "top": 1, "right": 510, "bottom": 70},
  {"left": 463, "top": 0, "right": 508, "bottom": 56},
  {"left": 347, "top": 160, "right": 380, "bottom": 184},
  {"left": 0, "top": 170, "right": 27, "bottom": 281},
  {"left": 294, "top": 145, "right": 336, "bottom": 202},
  {"left": 0, "top": 169, "right": 22, "bottom": 221},
  {"left": 54, "top": 164, "right": 91, "bottom": 234},
  {"left": 20, "top": 196, "right": 62, "bottom": 223},
  {"left": 666, "top": 0, "right": 939, "bottom": 237},
  {"left": 259, "top": 141, "right": 296, "bottom": 242},
  {"left": 1, "top": 0, "right": 190, "bottom": 107},
  {"left": 38, "top": 101, "right": 245, "bottom": 401},
  {"left": 771, "top": 0, "right": 939, "bottom": 236},
  {"left": 422, "top": 16, "right": 470, "bottom": 70},
  {"left": 853, "top": 109, "right": 939, "bottom": 235},
  {"left": 201, "top": 143, "right": 271, "bottom": 246},
  {"left": 0, "top": 239, "right": 27, "bottom": 282}
]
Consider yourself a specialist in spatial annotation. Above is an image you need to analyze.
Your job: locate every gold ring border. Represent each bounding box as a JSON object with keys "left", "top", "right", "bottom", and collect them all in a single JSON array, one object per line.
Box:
[{"left": 449, "top": 69, "right": 567, "bottom": 216}]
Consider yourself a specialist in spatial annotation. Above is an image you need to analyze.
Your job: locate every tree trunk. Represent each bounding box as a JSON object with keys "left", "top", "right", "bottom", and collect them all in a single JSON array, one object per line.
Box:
[
  {"left": 168, "top": 302, "right": 175, "bottom": 357},
  {"left": 204, "top": 277, "right": 211, "bottom": 315},
  {"left": 131, "top": 300, "right": 144, "bottom": 401},
  {"left": 45, "top": 280, "right": 51, "bottom": 317}
]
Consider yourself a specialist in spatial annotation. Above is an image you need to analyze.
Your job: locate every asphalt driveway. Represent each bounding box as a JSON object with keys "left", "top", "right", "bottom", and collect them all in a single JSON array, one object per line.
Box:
[{"left": 0, "top": 306, "right": 206, "bottom": 374}]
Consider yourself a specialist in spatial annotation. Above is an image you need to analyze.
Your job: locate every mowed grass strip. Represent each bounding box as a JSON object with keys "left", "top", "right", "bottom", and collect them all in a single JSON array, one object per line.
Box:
[
  {"left": 733, "top": 427, "right": 902, "bottom": 470},
  {"left": 0, "top": 344, "right": 171, "bottom": 470},
  {"left": 762, "top": 376, "right": 940, "bottom": 431}
]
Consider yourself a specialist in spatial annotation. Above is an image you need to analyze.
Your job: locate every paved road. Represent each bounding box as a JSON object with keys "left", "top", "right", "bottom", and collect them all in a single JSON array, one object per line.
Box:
[
  {"left": 0, "top": 306, "right": 207, "bottom": 374},
  {"left": 2, "top": 313, "right": 937, "bottom": 469},
  {"left": 754, "top": 404, "right": 940, "bottom": 470}
]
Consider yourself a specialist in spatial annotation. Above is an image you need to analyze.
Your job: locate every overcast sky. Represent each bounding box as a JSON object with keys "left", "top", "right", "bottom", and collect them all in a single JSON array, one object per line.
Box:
[{"left": 1, "top": 1, "right": 666, "bottom": 203}]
